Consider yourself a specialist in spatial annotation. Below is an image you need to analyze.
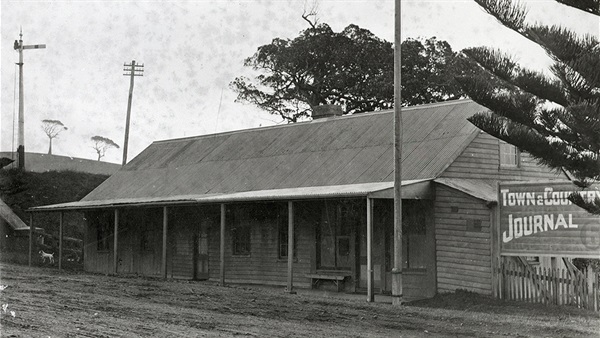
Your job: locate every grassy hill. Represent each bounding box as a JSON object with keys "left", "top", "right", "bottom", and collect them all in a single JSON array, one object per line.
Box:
[
  {"left": 0, "top": 169, "right": 109, "bottom": 239},
  {"left": 0, "top": 152, "right": 120, "bottom": 175}
]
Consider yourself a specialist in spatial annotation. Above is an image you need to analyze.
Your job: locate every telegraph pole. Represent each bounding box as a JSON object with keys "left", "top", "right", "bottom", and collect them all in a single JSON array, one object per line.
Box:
[
  {"left": 122, "top": 60, "right": 144, "bottom": 165},
  {"left": 14, "top": 28, "right": 46, "bottom": 170},
  {"left": 392, "top": 0, "right": 403, "bottom": 305}
]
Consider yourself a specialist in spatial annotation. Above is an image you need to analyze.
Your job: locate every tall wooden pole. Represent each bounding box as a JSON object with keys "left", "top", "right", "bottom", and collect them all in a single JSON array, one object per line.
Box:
[
  {"left": 14, "top": 29, "right": 46, "bottom": 170},
  {"left": 17, "top": 36, "right": 24, "bottom": 169},
  {"left": 122, "top": 60, "right": 144, "bottom": 165},
  {"left": 392, "top": 0, "right": 404, "bottom": 305},
  {"left": 367, "top": 198, "right": 374, "bottom": 302}
]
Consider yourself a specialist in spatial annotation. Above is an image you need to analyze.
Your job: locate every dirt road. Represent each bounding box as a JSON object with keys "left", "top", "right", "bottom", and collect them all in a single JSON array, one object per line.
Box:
[{"left": 1, "top": 263, "right": 598, "bottom": 337}]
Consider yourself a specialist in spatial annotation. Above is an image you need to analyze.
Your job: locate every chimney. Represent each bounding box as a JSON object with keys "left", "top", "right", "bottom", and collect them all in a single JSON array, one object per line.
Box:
[{"left": 312, "top": 104, "right": 343, "bottom": 120}]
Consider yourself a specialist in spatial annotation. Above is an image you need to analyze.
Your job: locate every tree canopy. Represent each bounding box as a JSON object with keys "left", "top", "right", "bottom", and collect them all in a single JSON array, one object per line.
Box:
[
  {"left": 232, "top": 23, "right": 463, "bottom": 122},
  {"left": 456, "top": 0, "right": 600, "bottom": 213},
  {"left": 91, "top": 136, "right": 119, "bottom": 161},
  {"left": 41, "top": 119, "right": 67, "bottom": 155}
]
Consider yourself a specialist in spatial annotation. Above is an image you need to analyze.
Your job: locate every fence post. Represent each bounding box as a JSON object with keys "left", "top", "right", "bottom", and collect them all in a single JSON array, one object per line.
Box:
[
  {"left": 544, "top": 267, "right": 549, "bottom": 305},
  {"left": 594, "top": 272, "right": 600, "bottom": 311},
  {"left": 560, "top": 269, "right": 567, "bottom": 305},
  {"left": 551, "top": 267, "right": 556, "bottom": 305},
  {"left": 510, "top": 261, "right": 514, "bottom": 301},
  {"left": 499, "top": 259, "right": 504, "bottom": 299},
  {"left": 585, "top": 266, "right": 592, "bottom": 310}
]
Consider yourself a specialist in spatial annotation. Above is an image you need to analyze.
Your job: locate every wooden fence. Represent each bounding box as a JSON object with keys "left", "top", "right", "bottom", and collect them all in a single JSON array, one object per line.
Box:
[{"left": 499, "top": 260, "right": 599, "bottom": 311}]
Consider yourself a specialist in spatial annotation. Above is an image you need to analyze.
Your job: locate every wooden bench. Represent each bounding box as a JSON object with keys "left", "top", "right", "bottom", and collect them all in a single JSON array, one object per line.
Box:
[{"left": 305, "top": 272, "right": 352, "bottom": 292}]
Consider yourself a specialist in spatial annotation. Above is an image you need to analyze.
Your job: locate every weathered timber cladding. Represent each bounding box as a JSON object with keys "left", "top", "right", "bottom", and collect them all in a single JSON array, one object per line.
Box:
[
  {"left": 404, "top": 201, "right": 437, "bottom": 301},
  {"left": 208, "top": 203, "right": 312, "bottom": 288},
  {"left": 84, "top": 212, "right": 113, "bottom": 274},
  {"left": 435, "top": 185, "right": 492, "bottom": 294},
  {"left": 84, "top": 208, "right": 165, "bottom": 276},
  {"left": 441, "top": 132, "right": 563, "bottom": 181},
  {"left": 168, "top": 206, "right": 219, "bottom": 280}
]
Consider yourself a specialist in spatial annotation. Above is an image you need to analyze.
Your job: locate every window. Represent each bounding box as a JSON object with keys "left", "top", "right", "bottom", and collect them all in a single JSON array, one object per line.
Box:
[
  {"left": 278, "top": 215, "right": 297, "bottom": 259},
  {"left": 275, "top": 203, "right": 298, "bottom": 259},
  {"left": 500, "top": 142, "right": 519, "bottom": 167},
  {"left": 95, "top": 212, "right": 112, "bottom": 251},
  {"left": 140, "top": 230, "right": 152, "bottom": 251},
  {"left": 316, "top": 200, "right": 360, "bottom": 270},
  {"left": 231, "top": 207, "right": 251, "bottom": 256},
  {"left": 402, "top": 202, "right": 427, "bottom": 269}
]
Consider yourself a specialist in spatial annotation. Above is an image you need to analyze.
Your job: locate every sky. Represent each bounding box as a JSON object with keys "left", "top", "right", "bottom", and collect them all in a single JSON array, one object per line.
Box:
[{"left": 1, "top": 0, "right": 597, "bottom": 164}]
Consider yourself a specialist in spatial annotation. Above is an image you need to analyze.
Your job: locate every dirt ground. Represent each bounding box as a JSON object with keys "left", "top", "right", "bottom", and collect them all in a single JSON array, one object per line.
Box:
[{"left": 0, "top": 263, "right": 598, "bottom": 338}]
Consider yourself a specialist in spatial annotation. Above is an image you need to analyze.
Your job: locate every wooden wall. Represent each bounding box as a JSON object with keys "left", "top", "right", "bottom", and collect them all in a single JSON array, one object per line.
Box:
[
  {"left": 84, "top": 213, "right": 113, "bottom": 274},
  {"left": 208, "top": 202, "right": 313, "bottom": 288},
  {"left": 434, "top": 185, "right": 493, "bottom": 294},
  {"left": 84, "top": 208, "right": 164, "bottom": 277},
  {"left": 441, "top": 132, "right": 564, "bottom": 181},
  {"left": 168, "top": 206, "right": 220, "bottom": 280},
  {"left": 403, "top": 201, "right": 437, "bottom": 301}
]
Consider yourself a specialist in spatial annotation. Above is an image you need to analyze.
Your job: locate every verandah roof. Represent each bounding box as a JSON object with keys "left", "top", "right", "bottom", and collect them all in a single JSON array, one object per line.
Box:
[{"left": 30, "top": 179, "right": 432, "bottom": 212}]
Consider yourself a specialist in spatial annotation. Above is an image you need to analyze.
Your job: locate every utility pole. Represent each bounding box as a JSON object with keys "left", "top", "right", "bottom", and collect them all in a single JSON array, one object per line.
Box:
[
  {"left": 13, "top": 28, "right": 46, "bottom": 170},
  {"left": 392, "top": 0, "right": 403, "bottom": 305},
  {"left": 122, "top": 60, "right": 144, "bottom": 165}
]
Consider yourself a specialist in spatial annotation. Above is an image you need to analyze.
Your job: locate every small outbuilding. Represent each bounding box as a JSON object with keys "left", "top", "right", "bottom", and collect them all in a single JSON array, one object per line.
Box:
[
  {"left": 32, "top": 100, "right": 566, "bottom": 301},
  {"left": 1, "top": 198, "right": 35, "bottom": 264}
]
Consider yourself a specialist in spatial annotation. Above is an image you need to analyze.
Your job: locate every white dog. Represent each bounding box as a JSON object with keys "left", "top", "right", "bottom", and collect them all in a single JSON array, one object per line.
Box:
[{"left": 39, "top": 250, "right": 55, "bottom": 264}]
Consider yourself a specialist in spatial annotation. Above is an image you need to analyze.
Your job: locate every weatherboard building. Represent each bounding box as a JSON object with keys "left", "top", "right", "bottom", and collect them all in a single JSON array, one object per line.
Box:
[{"left": 32, "top": 100, "right": 567, "bottom": 301}]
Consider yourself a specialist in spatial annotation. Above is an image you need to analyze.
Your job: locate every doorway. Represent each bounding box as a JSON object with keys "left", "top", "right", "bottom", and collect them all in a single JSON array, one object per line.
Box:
[
  {"left": 193, "top": 217, "right": 210, "bottom": 280},
  {"left": 316, "top": 200, "right": 361, "bottom": 271}
]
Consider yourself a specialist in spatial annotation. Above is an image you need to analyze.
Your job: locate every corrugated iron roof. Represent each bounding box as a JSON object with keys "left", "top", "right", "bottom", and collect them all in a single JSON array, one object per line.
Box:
[
  {"left": 51, "top": 99, "right": 486, "bottom": 208},
  {"left": 1, "top": 198, "right": 29, "bottom": 230},
  {"left": 434, "top": 178, "right": 497, "bottom": 203},
  {"left": 31, "top": 180, "right": 431, "bottom": 211}
]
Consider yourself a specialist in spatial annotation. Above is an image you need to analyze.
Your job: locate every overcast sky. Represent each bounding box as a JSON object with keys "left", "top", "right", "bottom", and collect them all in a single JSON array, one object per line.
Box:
[{"left": 1, "top": 0, "right": 596, "bottom": 164}]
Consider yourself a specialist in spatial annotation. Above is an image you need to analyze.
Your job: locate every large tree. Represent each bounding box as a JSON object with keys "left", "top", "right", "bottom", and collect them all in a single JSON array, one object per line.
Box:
[
  {"left": 232, "top": 24, "right": 463, "bottom": 122},
  {"left": 456, "top": 0, "right": 600, "bottom": 214},
  {"left": 41, "top": 119, "right": 67, "bottom": 155}
]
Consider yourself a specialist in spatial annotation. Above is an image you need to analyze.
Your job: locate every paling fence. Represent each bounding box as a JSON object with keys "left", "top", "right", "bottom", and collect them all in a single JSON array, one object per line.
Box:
[{"left": 498, "top": 260, "right": 599, "bottom": 311}]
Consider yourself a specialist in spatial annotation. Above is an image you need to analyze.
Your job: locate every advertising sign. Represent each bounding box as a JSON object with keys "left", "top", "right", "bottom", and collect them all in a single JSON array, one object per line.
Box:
[{"left": 499, "top": 181, "right": 600, "bottom": 258}]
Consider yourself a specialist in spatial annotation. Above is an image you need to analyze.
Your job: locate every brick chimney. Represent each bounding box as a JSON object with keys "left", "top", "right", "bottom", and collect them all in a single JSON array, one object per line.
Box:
[{"left": 312, "top": 104, "right": 343, "bottom": 120}]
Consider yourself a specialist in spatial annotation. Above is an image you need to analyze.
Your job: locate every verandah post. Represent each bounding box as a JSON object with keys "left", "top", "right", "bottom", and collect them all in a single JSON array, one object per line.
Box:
[
  {"left": 113, "top": 209, "right": 119, "bottom": 275},
  {"left": 367, "top": 197, "right": 374, "bottom": 302},
  {"left": 220, "top": 203, "right": 226, "bottom": 286},
  {"left": 59, "top": 211, "right": 63, "bottom": 270},
  {"left": 162, "top": 206, "right": 168, "bottom": 279},
  {"left": 287, "top": 201, "right": 295, "bottom": 294},
  {"left": 28, "top": 213, "right": 33, "bottom": 267}
]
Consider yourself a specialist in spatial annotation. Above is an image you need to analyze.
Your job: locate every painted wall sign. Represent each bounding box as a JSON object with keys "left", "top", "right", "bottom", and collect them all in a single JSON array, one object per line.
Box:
[{"left": 498, "top": 181, "right": 600, "bottom": 258}]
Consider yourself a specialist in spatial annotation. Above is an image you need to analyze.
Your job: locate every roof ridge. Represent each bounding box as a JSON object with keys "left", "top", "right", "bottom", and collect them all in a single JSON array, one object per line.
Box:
[{"left": 154, "top": 99, "right": 478, "bottom": 145}]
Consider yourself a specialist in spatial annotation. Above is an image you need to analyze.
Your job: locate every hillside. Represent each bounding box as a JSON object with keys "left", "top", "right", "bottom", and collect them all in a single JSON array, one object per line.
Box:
[
  {"left": 0, "top": 152, "right": 120, "bottom": 175},
  {"left": 0, "top": 169, "right": 109, "bottom": 238}
]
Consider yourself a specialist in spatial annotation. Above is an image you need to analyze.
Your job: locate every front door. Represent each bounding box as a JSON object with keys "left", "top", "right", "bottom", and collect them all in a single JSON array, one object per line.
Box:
[
  {"left": 317, "top": 201, "right": 359, "bottom": 271},
  {"left": 359, "top": 199, "right": 392, "bottom": 292},
  {"left": 193, "top": 220, "right": 209, "bottom": 280}
]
